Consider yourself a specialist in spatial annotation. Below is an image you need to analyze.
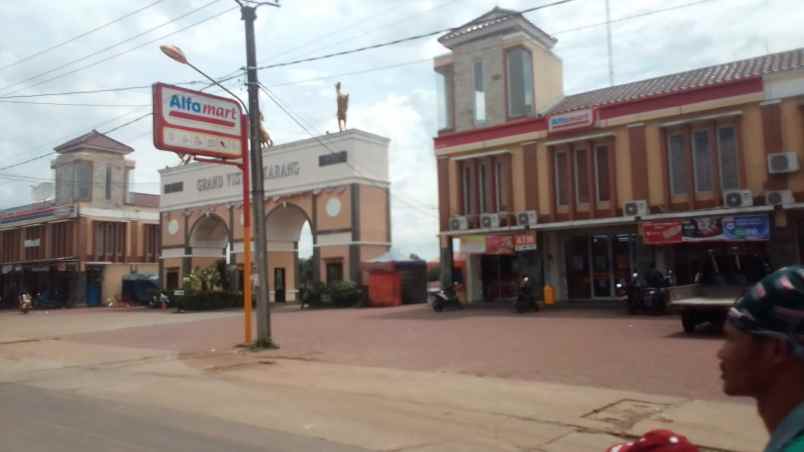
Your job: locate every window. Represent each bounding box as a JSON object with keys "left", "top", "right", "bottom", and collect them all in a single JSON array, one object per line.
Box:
[
  {"left": 105, "top": 166, "right": 113, "bottom": 200},
  {"left": 1, "top": 230, "right": 21, "bottom": 262},
  {"left": 143, "top": 224, "right": 160, "bottom": 262},
  {"left": 94, "top": 221, "right": 126, "bottom": 260},
  {"left": 495, "top": 160, "right": 503, "bottom": 211},
  {"left": 668, "top": 133, "right": 688, "bottom": 196},
  {"left": 718, "top": 126, "right": 740, "bottom": 191},
  {"left": 555, "top": 150, "right": 569, "bottom": 207},
  {"left": 574, "top": 148, "right": 590, "bottom": 204},
  {"left": 435, "top": 65, "right": 454, "bottom": 130},
  {"left": 479, "top": 163, "right": 488, "bottom": 213},
  {"left": 125, "top": 168, "right": 134, "bottom": 204},
  {"left": 692, "top": 129, "right": 713, "bottom": 192},
  {"left": 473, "top": 61, "right": 486, "bottom": 123},
  {"left": 506, "top": 47, "right": 534, "bottom": 118},
  {"left": 461, "top": 164, "right": 472, "bottom": 214},
  {"left": 50, "top": 222, "right": 74, "bottom": 258},
  {"left": 76, "top": 161, "right": 92, "bottom": 201},
  {"left": 595, "top": 145, "right": 611, "bottom": 202}
]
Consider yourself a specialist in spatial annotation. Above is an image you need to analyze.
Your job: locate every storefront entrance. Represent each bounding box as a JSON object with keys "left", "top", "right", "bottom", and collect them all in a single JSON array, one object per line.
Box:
[
  {"left": 481, "top": 255, "right": 516, "bottom": 301},
  {"left": 565, "top": 233, "right": 638, "bottom": 300}
]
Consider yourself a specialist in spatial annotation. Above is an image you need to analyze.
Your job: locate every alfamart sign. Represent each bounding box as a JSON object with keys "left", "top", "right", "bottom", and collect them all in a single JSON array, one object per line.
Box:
[
  {"left": 547, "top": 108, "right": 597, "bottom": 133},
  {"left": 152, "top": 83, "right": 247, "bottom": 159}
]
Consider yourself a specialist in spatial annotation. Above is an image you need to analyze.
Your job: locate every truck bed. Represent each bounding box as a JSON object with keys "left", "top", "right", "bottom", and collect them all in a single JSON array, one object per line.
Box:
[{"left": 667, "top": 284, "right": 743, "bottom": 308}]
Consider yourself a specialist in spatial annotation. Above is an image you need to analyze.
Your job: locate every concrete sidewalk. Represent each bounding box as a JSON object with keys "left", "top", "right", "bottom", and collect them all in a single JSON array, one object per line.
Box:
[{"left": 2, "top": 335, "right": 765, "bottom": 452}]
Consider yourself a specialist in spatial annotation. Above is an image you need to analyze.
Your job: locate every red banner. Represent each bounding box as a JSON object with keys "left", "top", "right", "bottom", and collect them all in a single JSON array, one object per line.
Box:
[
  {"left": 486, "top": 235, "right": 514, "bottom": 255},
  {"left": 514, "top": 233, "right": 537, "bottom": 251},
  {"left": 641, "top": 221, "right": 683, "bottom": 245}
]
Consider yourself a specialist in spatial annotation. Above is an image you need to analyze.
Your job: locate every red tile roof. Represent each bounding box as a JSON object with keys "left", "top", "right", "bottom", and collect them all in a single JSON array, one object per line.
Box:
[
  {"left": 130, "top": 192, "right": 159, "bottom": 209},
  {"left": 549, "top": 47, "right": 804, "bottom": 115},
  {"left": 439, "top": 7, "right": 556, "bottom": 49},
  {"left": 55, "top": 129, "right": 133, "bottom": 155}
]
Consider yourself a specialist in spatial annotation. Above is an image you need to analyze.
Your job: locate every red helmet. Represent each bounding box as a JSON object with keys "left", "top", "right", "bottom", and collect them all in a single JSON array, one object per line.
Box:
[{"left": 606, "top": 430, "right": 699, "bottom": 452}]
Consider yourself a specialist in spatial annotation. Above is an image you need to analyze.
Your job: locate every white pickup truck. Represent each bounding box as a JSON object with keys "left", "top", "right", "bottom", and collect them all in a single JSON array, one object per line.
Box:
[{"left": 668, "top": 284, "right": 745, "bottom": 334}]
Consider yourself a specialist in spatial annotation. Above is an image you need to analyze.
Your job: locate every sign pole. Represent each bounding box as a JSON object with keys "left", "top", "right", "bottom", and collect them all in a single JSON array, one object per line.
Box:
[{"left": 241, "top": 141, "right": 253, "bottom": 344}]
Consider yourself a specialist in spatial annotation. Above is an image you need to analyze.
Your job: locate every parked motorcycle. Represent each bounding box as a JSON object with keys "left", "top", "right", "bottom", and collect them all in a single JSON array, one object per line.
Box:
[
  {"left": 19, "top": 292, "right": 32, "bottom": 314},
  {"left": 626, "top": 268, "right": 671, "bottom": 315},
  {"left": 432, "top": 283, "right": 463, "bottom": 312},
  {"left": 514, "top": 276, "right": 539, "bottom": 314}
]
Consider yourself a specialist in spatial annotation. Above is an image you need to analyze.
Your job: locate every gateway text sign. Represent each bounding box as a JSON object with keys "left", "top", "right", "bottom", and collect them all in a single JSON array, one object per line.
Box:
[{"left": 152, "top": 83, "right": 246, "bottom": 159}]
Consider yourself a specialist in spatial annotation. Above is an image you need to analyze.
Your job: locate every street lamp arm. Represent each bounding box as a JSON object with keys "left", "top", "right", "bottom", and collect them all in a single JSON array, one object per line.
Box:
[{"left": 186, "top": 61, "right": 249, "bottom": 114}]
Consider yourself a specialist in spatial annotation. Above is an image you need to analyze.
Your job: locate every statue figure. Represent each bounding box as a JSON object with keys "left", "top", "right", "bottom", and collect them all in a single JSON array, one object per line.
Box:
[
  {"left": 259, "top": 111, "right": 274, "bottom": 149},
  {"left": 335, "top": 82, "right": 349, "bottom": 132}
]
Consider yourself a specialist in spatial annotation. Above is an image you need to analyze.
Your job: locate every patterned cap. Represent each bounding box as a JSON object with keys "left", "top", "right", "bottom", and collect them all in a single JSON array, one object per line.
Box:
[{"left": 732, "top": 265, "right": 804, "bottom": 337}]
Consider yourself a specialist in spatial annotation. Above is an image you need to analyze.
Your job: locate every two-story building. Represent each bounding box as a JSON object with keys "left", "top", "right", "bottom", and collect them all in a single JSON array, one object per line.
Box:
[
  {"left": 0, "top": 130, "right": 160, "bottom": 307},
  {"left": 435, "top": 8, "right": 804, "bottom": 303}
]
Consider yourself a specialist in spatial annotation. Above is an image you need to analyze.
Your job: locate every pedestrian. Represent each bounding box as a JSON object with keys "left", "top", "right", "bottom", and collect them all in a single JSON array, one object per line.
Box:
[
  {"left": 606, "top": 430, "right": 698, "bottom": 452},
  {"left": 719, "top": 265, "right": 804, "bottom": 452}
]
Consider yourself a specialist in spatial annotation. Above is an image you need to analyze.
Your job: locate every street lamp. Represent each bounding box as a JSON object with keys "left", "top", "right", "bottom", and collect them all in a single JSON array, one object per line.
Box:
[{"left": 160, "top": 43, "right": 271, "bottom": 347}]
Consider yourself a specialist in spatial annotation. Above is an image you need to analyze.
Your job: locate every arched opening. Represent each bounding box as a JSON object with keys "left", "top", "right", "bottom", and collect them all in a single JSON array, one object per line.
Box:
[
  {"left": 265, "top": 204, "right": 314, "bottom": 303},
  {"left": 188, "top": 214, "right": 232, "bottom": 291}
]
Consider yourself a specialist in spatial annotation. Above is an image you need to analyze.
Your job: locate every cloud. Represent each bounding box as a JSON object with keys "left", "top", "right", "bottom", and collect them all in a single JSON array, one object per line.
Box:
[{"left": 0, "top": 0, "right": 801, "bottom": 263}]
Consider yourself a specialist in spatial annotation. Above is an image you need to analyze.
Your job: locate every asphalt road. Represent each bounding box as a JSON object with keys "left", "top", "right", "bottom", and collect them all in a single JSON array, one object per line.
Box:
[
  {"left": 0, "top": 383, "right": 366, "bottom": 452},
  {"left": 66, "top": 304, "right": 729, "bottom": 401}
]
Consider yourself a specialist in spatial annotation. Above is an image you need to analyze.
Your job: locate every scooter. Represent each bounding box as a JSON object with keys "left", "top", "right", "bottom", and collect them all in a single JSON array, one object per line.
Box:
[
  {"left": 19, "top": 292, "right": 32, "bottom": 314},
  {"left": 432, "top": 283, "right": 463, "bottom": 312},
  {"left": 514, "top": 276, "right": 539, "bottom": 314},
  {"left": 626, "top": 270, "right": 670, "bottom": 315}
]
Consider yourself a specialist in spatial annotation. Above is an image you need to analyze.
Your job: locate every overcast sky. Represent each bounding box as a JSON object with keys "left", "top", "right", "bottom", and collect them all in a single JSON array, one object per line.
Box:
[{"left": 0, "top": 0, "right": 802, "bottom": 260}]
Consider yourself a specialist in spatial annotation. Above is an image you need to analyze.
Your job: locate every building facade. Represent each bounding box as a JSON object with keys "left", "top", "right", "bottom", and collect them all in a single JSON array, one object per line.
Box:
[
  {"left": 0, "top": 131, "right": 159, "bottom": 308},
  {"left": 158, "top": 129, "right": 391, "bottom": 302},
  {"left": 434, "top": 8, "right": 804, "bottom": 303}
]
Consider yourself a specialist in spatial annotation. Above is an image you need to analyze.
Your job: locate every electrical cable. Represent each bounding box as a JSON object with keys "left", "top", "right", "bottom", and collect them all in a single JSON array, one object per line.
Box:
[
  {"left": 1, "top": 3, "right": 236, "bottom": 96},
  {"left": 257, "top": 82, "right": 439, "bottom": 219},
  {"left": 0, "top": 0, "right": 167, "bottom": 73}
]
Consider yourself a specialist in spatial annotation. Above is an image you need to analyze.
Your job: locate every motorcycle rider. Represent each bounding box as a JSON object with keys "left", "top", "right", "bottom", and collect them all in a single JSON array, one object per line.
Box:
[
  {"left": 645, "top": 263, "right": 666, "bottom": 288},
  {"left": 719, "top": 265, "right": 804, "bottom": 452}
]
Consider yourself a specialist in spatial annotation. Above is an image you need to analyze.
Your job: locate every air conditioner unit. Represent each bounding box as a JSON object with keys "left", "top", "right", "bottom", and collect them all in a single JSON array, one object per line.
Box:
[
  {"left": 516, "top": 210, "right": 538, "bottom": 227},
  {"left": 480, "top": 213, "right": 500, "bottom": 229},
  {"left": 766, "top": 189, "right": 794, "bottom": 207},
  {"left": 623, "top": 200, "right": 648, "bottom": 217},
  {"left": 723, "top": 190, "right": 753, "bottom": 208},
  {"left": 449, "top": 216, "right": 469, "bottom": 231},
  {"left": 768, "top": 152, "right": 800, "bottom": 174}
]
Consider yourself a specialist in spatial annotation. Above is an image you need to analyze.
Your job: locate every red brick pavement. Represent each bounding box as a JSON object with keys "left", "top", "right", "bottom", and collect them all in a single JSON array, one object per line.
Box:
[{"left": 66, "top": 305, "right": 730, "bottom": 401}]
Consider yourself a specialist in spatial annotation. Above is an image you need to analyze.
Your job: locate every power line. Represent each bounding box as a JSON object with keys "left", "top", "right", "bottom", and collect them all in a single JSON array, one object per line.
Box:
[
  {"left": 266, "top": 0, "right": 460, "bottom": 68},
  {"left": 1, "top": 2, "right": 235, "bottom": 96},
  {"left": 0, "top": 0, "right": 721, "bottom": 101},
  {"left": 0, "top": 76, "right": 239, "bottom": 176},
  {"left": 271, "top": 58, "right": 431, "bottom": 88},
  {"left": 0, "top": 0, "right": 167, "bottom": 73},
  {"left": 102, "top": 113, "right": 153, "bottom": 134},
  {"left": 235, "top": 0, "right": 578, "bottom": 75},
  {"left": 0, "top": 0, "right": 222, "bottom": 95},
  {"left": 0, "top": 100, "right": 150, "bottom": 108},
  {"left": 552, "top": 0, "right": 720, "bottom": 35},
  {"left": 258, "top": 82, "right": 438, "bottom": 219}
]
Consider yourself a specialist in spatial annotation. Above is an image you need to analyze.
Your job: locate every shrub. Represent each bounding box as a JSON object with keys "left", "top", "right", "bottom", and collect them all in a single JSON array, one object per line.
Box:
[
  {"left": 329, "top": 281, "right": 362, "bottom": 308},
  {"left": 300, "top": 282, "right": 329, "bottom": 309},
  {"left": 175, "top": 291, "right": 243, "bottom": 311},
  {"left": 183, "top": 266, "right": 222, "bottom": 292}
]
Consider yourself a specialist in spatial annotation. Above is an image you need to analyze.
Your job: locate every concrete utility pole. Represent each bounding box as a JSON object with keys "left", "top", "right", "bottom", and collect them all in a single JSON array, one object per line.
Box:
[{"left": 236, "top": 0, "right": 278, "bottom": 346}]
